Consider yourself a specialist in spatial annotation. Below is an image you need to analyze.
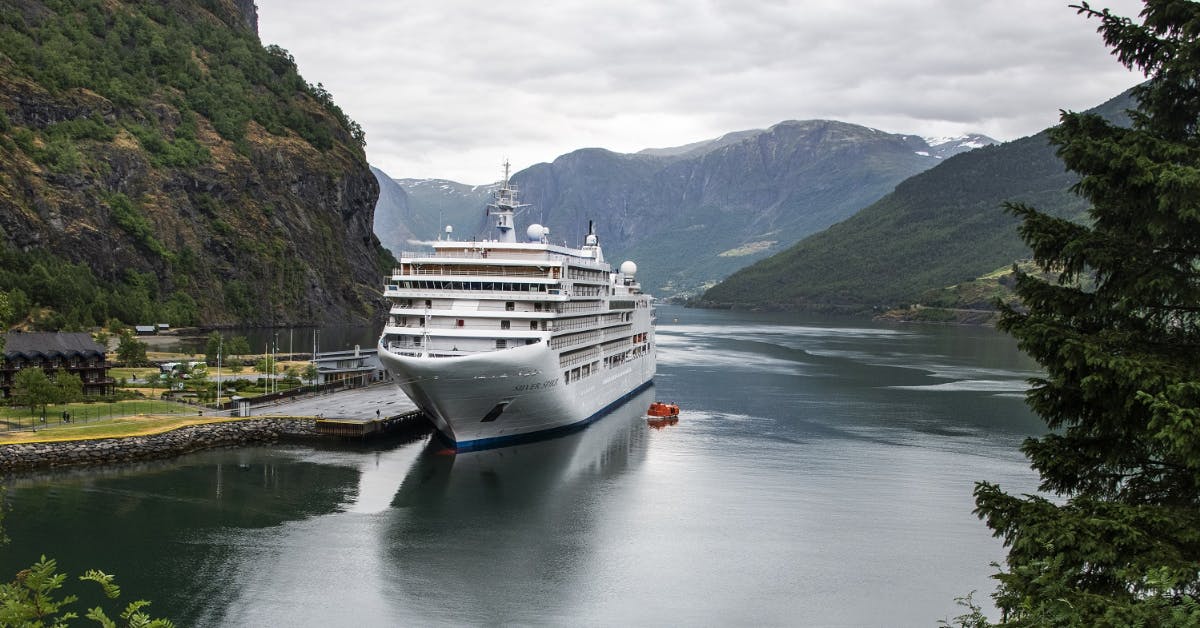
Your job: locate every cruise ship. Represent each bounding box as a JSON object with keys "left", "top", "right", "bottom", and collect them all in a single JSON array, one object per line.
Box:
[{"left": 377, "top": 163, "right": 656, "bottom": 451}]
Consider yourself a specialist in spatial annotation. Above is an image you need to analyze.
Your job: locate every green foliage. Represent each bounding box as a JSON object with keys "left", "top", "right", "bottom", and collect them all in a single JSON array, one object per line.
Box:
[
  {"left": 10, "top": 368, "right": 55, "bottom": 418},
  {"left": 938, "top": 591, "right": 989, "bottom": 628},
  {"left": 0, "top": 558, "right": 174, "bottom": 628},
  {"left": 115, "top": 333, "right": 147, "bottom": 366},
  {"left": 104, "top": 194, "right": 171, "bottom": 261},
  {"left": 376, "top": 242, "right": 399, "bottom": 275},
  {"left": 302, "top": 363, "right": 317, "bottom": 384},
  {"left": 0, "top": 293, "right": 10, "bottom": 351},
  {"left": 124, "top": 123, "right": 208, "bottom": 168},
  {"left": 0, "top": 0, "right": 364, "bottom": 152},
  {"left": 226, "top": 335, "right": 250, "bottom": 358},
  {"left": 54, "top": 369, "right": 83, "bottom": 404},
  {"left": 0, "top": 247, "right": 199, "bottom": 330},
  {"left": 0, "top": 0, "right": 374, "bottom": 328},
  {"left": 222, "top": 281, "right": 255, "bottom": 319},
  {"left": 203, "top": 331, "right": 222, "bottom": 365},
  {"left": 977, "top": 2, "right": 1200, "bottom": 624},
  {"left": 0, "top": 555, "right": 79, "bottom": 626}
]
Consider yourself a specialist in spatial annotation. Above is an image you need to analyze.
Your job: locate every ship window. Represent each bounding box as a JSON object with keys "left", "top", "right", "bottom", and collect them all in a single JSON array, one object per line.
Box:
[
  {"left": 525, "top": 339, "right": 536, "bottom": 345},
  {"left": 456, "top": 319, "right": 464, "bottom": 327},
  {"left": 530, "top": 321, "right": 538, "bottom": 330},
  {"left": 424, "top": 300, "right": 432, "bottom": 307},
  {"left": 505, "top": 302, "right": 514, "bottom": 311},
  {"left": 496, "top": 339, "right": 507, "bottom": 349},
  {"left": 501, "top": 320, "right": 510, "bottom": 330}
]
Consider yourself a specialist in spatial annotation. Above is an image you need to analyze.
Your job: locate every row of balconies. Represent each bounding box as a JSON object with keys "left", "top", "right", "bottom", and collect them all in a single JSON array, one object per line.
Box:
[
  {"left": 1, "top": 361, "right": 104, "bottom": 371},
  {"left": 384, "top": 281, "right": 609, "bottom": 299}
]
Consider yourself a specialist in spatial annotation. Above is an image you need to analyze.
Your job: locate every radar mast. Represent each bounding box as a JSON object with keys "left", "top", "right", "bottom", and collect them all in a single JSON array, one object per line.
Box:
[{"left": 487, "top": 160, "right": 527, "bottom": 243}]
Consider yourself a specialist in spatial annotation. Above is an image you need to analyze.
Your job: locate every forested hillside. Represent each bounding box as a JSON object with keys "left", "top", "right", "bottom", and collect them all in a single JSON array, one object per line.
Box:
[
  {"left": 0, "top": 0, "right": 387, "bottom": 329},
  {"left": 698, "top": 89, "right": 1136, "bottom": 311}
]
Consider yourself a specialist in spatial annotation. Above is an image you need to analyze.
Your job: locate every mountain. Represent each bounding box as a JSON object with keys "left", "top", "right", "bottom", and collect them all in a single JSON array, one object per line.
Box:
[
  {"left": 371, "top": 166, "right": 417, "bottom": 255},
  {"left": 506, "top": 120, "right": 996, "bottom": 295},
  {"left": 923, "top": 134, "right": 997, "bottom": 159},
  {"left": 636, "top": 129, "right": 763, "bottom": 160},
  {"left": 698, "top": 89, "right": 1138, "bottom": 312},
  {"left": 0, "top": 0, "right": 385, "bottom": 329},
  {"left": 394, "top": 178, "right": 495, "bottom": 242}
]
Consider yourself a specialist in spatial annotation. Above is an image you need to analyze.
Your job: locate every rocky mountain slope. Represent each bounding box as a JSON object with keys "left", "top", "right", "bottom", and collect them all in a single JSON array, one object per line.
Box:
[
  {"left": 0, "top": 0, "right": 385, "bottom": 328},
  {"left": 372, "top": 171, "right": 495, "bottom": 252},
  {"left": 371, "top": 166, "right": 416, "bottom": 255},
  {"left": 510, "top": 121, "right": 996, "bottom": 295},
  {"left": 698, "top": 89, "right": 1137, "bottom": 312},
  {"left": 374, "top": 122, "right": 995, "bottom": 297}
]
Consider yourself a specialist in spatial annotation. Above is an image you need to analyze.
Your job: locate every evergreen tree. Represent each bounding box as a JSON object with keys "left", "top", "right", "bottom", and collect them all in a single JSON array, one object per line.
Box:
[{"left": 974, "top": 1, "right": 1200, "bottom": 624}]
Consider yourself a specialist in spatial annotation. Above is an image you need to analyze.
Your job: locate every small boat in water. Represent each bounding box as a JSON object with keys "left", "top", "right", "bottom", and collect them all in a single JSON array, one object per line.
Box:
[
  {"left": 647, "top": 401, "right": 679, "bottom": 418},
  {"left": 646, "top": 401, "right": 680, "bottom": 428}
]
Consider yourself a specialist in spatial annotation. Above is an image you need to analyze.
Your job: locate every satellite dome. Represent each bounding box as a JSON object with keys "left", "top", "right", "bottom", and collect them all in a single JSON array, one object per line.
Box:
[
  {"left": 526, "top": 224, "right": 547, "bottom": 242},
  {"left": 620, "top": 260, "right": 637, "bottom": 275}
]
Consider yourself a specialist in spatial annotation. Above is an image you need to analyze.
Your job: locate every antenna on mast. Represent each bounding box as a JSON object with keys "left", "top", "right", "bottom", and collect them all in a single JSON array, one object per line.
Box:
[{"left": 486, "top": 159, "right": 527, "bottom": 243}]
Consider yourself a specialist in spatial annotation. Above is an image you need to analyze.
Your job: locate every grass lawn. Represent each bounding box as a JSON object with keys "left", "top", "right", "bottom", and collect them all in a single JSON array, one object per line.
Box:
[
  {"left": 110, "top": 367, "right": 159, "bottom": 381},
  {"left": 0, "top": 399, "right": 194, "bottom": 429}
]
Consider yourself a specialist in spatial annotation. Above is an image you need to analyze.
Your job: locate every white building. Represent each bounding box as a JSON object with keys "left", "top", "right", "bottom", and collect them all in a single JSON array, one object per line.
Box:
[{"left": 313, "top": 346, "right": 384, "bottom": 386}]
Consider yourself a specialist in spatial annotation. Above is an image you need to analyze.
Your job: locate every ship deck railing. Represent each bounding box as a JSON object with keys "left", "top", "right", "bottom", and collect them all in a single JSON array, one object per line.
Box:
[
  {"left": 394, "top": 267, "right": 557, "bottom": 278},
  {"left": 388, "top": 302, "right": 606, "bottom": 315},
  {"left": 382, "top": 342, "right": 490, "bottom": 357},
  {"left": 384, "top": 286, "right": 605, "bottom": 299},
  {"left": 384, "top": 287, "right": 566, "bottom": 299},
  {"left": 399, "top": 250, "right": 608, "bottom": 269},
  {"left": 386, "top": 320, "right": 550, "bottom": 331}
]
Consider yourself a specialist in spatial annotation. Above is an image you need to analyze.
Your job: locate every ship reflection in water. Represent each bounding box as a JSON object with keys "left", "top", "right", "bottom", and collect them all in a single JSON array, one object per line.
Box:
[{"left": 381, "top": 386, "right": 655, "bottom": 623}]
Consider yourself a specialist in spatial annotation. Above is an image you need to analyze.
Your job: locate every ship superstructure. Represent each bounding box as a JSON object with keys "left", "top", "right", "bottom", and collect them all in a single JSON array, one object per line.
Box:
[{"left": 377, "top": 162, "right": 656, "bottom": 450}]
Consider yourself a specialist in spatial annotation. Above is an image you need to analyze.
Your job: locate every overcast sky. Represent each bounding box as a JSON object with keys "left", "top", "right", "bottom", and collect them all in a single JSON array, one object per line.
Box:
[{"left": 256, "top": 0, "right": 1145, "bottom": 184}]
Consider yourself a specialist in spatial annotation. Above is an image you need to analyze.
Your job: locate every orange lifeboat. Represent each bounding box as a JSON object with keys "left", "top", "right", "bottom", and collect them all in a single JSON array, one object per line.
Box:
[
  {"left": 646, "top": 402, "right": 680, "bottom": 428},
  {"left": 647, "top": 401, "right": 680, "bottom": 418}
]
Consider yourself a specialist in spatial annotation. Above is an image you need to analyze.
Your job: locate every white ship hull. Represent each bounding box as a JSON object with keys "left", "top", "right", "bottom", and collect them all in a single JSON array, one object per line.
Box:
[
  {"left": 378, "top": 340, "right": 656, "bottom": 450},
  {"left": 376, "top": 162, "right": 657, "bottom": 451}
]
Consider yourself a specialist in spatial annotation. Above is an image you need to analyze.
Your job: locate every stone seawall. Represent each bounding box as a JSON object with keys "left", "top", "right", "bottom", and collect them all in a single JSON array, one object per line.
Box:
[{"left": 0, "top": 418, "right": 319, "bottom": 472}]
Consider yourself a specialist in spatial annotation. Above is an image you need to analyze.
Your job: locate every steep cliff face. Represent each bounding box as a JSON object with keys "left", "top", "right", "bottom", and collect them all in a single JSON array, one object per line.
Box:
[
  {"left": 232, "top": 0, "right": 258, "bottom": 34},
  {"left": 0, "top": 0, "right": 383, "bottom": 327},
  {"left": 372, "top": 166, "right": 417, "bottom": 254}
]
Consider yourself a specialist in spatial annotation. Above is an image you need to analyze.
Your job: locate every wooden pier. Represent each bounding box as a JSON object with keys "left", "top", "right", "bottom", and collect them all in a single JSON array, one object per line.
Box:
[{"left": 315, "top": 410, "right": 430, "bottom": 439}]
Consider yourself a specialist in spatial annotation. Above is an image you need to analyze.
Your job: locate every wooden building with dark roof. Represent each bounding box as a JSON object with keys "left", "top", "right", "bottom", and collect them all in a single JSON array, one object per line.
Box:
[{"left": 1, "top": 332, "right": 113, "bottom": 397}]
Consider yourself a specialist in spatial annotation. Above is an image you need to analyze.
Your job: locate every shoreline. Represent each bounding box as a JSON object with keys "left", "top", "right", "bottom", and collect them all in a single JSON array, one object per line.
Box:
[{"left": 0, "top": 417, "right": 321, "bottom": 473}]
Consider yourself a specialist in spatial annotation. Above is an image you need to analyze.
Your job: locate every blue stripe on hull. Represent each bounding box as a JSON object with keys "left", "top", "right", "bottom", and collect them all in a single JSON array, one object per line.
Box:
[{"left": 437, "top": 379, "right": 655, "bottom": 453}]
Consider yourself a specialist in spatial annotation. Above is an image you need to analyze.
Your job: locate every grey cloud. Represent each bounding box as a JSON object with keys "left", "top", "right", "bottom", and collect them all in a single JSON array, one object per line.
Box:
[{"left": 258, "top": 0, "right": 1143, "bottom": 183}]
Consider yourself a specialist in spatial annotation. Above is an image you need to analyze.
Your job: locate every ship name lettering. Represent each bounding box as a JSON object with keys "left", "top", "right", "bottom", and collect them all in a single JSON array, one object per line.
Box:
[{"left": 515, "top": 378, "right": 560, "bottom": 392}]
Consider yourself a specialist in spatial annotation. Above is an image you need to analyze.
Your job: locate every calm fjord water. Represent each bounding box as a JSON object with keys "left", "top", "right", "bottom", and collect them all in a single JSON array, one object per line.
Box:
[{"left": 2, "top": 305, "right": 1044, "bottom": 626}]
